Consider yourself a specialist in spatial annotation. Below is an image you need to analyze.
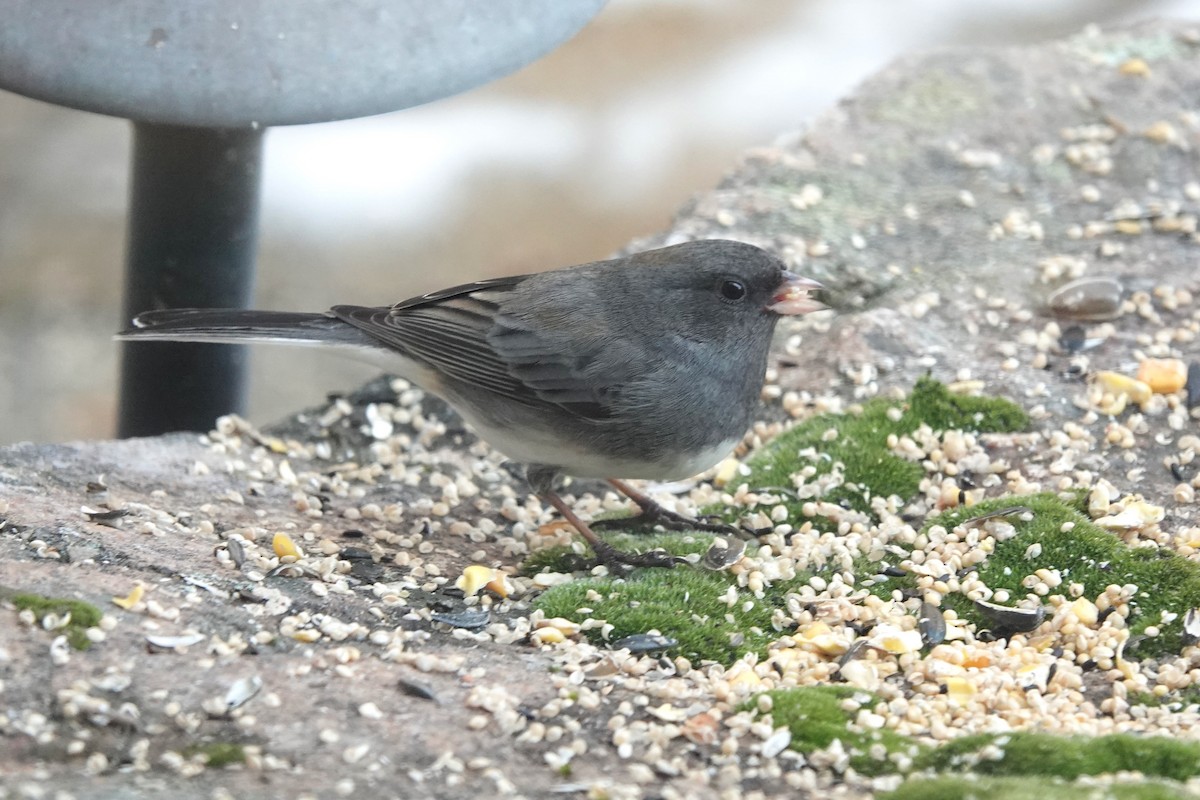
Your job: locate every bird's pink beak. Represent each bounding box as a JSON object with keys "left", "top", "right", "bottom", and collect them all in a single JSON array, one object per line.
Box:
[{"left": 767, "top": 271, "right": 825, "bottom": 315}]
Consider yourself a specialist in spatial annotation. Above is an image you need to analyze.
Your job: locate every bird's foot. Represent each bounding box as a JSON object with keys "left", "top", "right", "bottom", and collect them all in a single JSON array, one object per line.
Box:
[
  {"left": 539, "top": 486, "right": 683, "bottom": 571},
  {"left": 595, "top": 479, "right": 750, "bottom": 537},
  {"left": 590, "top": 539, "right": 686, "bottom": 570},
  {"left": 590, "top": 505, "right": 740, "bottom": 535}
]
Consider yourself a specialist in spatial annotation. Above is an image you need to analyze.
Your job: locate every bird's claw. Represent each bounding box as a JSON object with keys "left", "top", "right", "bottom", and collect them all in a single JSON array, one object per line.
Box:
[
  {"left": 591, "top": 504, "right": 740, "bottom": 535},
  {"left": 590, "top": 539, "right": 684, "bottom": 570}
]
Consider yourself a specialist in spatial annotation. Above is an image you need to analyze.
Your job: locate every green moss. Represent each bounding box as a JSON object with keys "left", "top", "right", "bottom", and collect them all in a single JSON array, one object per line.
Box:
[
  {"left": 11, "top": 593, "right": 103, "bottom": 651},
  {"left": 915, "top": 731, "right": 1200, "bottom": 783},
  {"left": 904, "top": 493, "right": 1200, "bottom": 657},
  {"left": 183, "top": 742, "right": 247, "bottom": 768},
  {"left": 743, "top": 686, "right": 922, "bottom": 776},
  {"left": 534, "top": 558, "right": 808, "bottom": 663},
  {"left": 522, "top": 544, "right": 587, "bottom": 575},
  {"left": 741, "top": 694, "right": 1200, "bottom": 785},
  {"left": 1132, "top": 687, "right": 1200, "bottom": 711},
  {"left": 882, "top": 775, "right": 1196, "bottom": 800},
  {"left": 909, "top": 376, "right": 1029, "bottom": 431},
  {"left": 739, "top": 376, "right": 1026, "bottom": 519}
]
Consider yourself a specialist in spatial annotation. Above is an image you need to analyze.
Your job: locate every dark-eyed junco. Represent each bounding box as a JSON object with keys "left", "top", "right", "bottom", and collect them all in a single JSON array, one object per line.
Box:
[{"left": 120, "top": 239, "right": 824, "bottom": 567}]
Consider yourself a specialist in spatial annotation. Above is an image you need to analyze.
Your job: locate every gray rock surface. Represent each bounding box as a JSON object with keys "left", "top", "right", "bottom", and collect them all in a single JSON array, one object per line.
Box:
[{"left": 2, "top": 19, "right": 1200, "bottom": 800}]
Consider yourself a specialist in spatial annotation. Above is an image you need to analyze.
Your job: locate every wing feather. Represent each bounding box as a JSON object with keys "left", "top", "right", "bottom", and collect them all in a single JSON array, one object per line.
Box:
[{"left": 331, "top": 272, "right": 629, "bottom": 421}]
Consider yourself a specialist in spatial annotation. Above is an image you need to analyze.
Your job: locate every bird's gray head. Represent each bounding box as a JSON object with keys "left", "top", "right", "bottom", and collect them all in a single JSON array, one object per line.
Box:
[{"left": 618, "top": 239, "right": 823, "bottom": 350}]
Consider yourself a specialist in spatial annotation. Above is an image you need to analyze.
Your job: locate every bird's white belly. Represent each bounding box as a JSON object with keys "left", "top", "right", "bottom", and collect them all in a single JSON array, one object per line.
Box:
[{"left": 478, "top": 423, "right": 741, "bottom": 481}]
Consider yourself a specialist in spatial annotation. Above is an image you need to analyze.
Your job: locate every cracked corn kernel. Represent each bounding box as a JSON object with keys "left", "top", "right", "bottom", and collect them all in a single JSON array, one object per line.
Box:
[
  {"left": 455, "top": 565, "right": 494, "bottom": 596},
  {"left": 530, "top": 628, "right": 566, "bottom": 645},
  {"left": 944, "top": 676, "right": 977, "bottom": 704},
  {"left": 273, "top": 532, "right": 301, "bottom": 560},
  {"left": 455, "top": 565, "right": 510, "bottom": 598},
  {"left": 1118, "top": 57, "right": 1151, "bottom": 77},
  {"left": 1137, "top": 358, "right": 1187, "bottom": 394},
  {"left": 111, "top": 584, "right": 144, "bottom": 610}
]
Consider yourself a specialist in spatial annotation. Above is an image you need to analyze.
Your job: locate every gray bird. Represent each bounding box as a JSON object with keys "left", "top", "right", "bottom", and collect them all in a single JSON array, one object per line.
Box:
[{"left": 119, "top": 239, "right": 824, "bottom": 567}]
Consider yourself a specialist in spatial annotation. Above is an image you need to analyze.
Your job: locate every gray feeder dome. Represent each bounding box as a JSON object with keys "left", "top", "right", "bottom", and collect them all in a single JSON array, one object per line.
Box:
[
  {"left": 0, "top": 0, "right": 607, "bottom": 437},
  {"left": 0, "top": 0, "right": 608, "bottom": 126}
]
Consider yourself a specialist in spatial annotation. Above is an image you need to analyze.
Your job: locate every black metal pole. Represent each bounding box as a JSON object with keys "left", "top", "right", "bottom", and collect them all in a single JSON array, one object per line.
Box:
[{"left": 117, "top": 123, "right": 264, "bottom": 437}]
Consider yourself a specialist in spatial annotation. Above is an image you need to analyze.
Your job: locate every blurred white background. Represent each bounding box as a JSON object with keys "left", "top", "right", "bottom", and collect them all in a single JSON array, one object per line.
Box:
[{"left": 1, "top": 0, "right": 1195, "bottom": 443}]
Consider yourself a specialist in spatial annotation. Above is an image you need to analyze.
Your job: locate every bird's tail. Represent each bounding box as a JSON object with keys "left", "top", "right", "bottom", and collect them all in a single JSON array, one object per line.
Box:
[{"left": 117, "top": 309, "right": 371, "bottom": 347}]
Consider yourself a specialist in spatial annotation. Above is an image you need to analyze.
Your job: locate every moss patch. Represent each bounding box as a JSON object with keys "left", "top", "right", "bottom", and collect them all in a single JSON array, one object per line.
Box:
[
  {"left": 182, "top": 742, "right": 247, "bottom": 768},
  {"left": 10, "top": 593, "right": 103, "bottom": 650},
  {"left": 864, "top": 492, "right": 1200, "bottom": 657},
  {"left": 755, "top": 687, "right": 920, "bottom": 773},
  {"left": 739, "top": 376, "right": 1026, "bottom": 518},
  {"left": 1132, "top": 686, "right": 1200, "bottom": 711},
  {"left": 882, "top": 775, "right": 1196, "bottom": 800},
  {"left": 914, "top": 731, "right": 1200, "bottom": 782},
  {"left": 741, "top": 693, "right": 1200, "bottom": 784},
  {"left": 744, "top": 686, "right": 922, "bottom": 776},
  {"left": 535, "top": 544, "right": 809, "bottom": 663}
]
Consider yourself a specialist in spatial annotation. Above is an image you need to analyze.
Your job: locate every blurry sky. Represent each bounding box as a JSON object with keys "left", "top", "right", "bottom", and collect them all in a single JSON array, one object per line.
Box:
[{"left": 1, "top": 0, "right": 1196, "bottom": 443}]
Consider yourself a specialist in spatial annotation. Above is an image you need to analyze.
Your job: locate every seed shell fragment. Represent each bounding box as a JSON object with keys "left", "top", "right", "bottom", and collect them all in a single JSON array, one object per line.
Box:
[
  {"left": 973, "top": 599, "right": 1046, "bottom": 635},
  {"left": 430, "top": 608, "right": 490, "bottom": 630},
  {"left": 918, "top": 602, "right": 947, "bottom": 647},
  {"left": 145, "top": 632, "right": 206, "bottom": 651},
  {"left": 611, "top": 633, "right": 678, "bottom": 654},
  {"left": 223, "top": 675, "right": 263, "bottom": 712},
  {"left": 702, "top": 537, "right": 747, "bottom": 570}
]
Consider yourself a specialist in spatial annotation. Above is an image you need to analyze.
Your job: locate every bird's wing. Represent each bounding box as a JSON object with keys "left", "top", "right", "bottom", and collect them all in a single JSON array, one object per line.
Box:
[{"left": 331, "top": 276, "right": 633, "bottom": 421}]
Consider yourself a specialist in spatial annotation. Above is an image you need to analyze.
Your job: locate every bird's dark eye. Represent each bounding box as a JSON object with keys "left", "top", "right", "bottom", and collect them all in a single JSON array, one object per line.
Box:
[{"left": 719, "top": 279, "right": 746, "bottom": 301}]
